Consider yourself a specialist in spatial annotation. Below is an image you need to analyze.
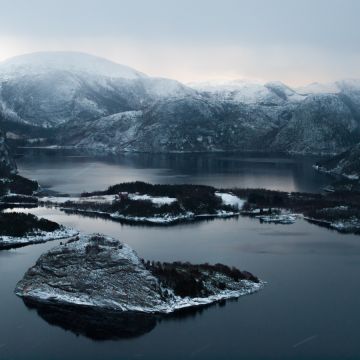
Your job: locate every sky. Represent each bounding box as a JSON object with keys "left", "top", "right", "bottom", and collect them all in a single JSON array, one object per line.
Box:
[{"left": 0, "top": 0, "right": 359, "bottom": 85}]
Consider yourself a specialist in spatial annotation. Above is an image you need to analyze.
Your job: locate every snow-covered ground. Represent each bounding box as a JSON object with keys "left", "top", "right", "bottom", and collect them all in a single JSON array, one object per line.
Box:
[
  {"left": 40, "top": 193, "right": 177, "bottom": 206},
  {"left": 40, "top": 195, "right": 116, "bottom": 204},
  {"left": 128, "top": 193, "right": 177, "bottom": 205},
  {"left": 256, "top": 214, "right": 297, "bottom": 224},
  {"left": 110, "top": 212, "right": 194, "bottom": 224},
  {"left": 161, "top": 280, "right": 264, "bottom": 314},
  {"left": 20, "top": 279, "right": 263, "bottom": 314},
  {"left": 215, "top": 192, "right": 245, "bottom": 210},
  {"left": 39, "top": 192, "right": 244, "bottom": 224},
  {"left": 0, "top": 228, "right": 78, "bottom": 250},
  {"left": 304, "top": 216, "right": 360, "bottom": 233}
]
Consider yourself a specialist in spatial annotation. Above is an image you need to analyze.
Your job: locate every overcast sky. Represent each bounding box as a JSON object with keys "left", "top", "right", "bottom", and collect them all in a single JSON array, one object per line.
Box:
[{"left": 0, "top": 0, "right": 359, "bottom": 85}]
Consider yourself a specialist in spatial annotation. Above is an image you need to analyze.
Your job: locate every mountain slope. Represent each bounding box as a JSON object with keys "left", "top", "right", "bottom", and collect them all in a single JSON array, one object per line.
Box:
[
  {"left": 0, "top": 129, "right": 16, "bottom": 175},
  {"left": 271, "top": 94, "right": 360, "bottom": 154},
  {"left": 0, "top": 52, "right": 195, "bottom": 127},
  {"left": 0, "top": 51, "right": 145, "bottom": 80},
  {"left": 1, "top": 52, "right": 360, "bottom": 154},
  {"left": 317, "top": 143, "right": 360, "bottom": 179}
]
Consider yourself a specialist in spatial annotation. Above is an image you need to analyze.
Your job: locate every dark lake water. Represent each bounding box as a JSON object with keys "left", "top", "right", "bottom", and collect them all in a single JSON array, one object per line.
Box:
[
  {"left": 15, "top": 149, "right": 331, "bottom": 194},
  {"left": 2, "top": 150, "right": 359, "bottom": 360}
]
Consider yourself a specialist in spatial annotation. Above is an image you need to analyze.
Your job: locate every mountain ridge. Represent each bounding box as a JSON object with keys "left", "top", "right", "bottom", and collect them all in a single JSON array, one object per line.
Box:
[{"left": 1, "top": 52, "right": 360, "bottom": 155}]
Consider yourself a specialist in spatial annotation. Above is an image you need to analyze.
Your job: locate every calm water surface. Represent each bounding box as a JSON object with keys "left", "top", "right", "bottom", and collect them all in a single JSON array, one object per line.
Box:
[
  {"left": 1, "top": 151, "right": 359, "bottom": 360},
  {"left": 15, "top": 149, "right": 331, "bottom": 194}
]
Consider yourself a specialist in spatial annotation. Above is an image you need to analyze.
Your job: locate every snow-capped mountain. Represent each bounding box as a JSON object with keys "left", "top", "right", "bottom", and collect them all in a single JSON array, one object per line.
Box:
[
  {"left": 296, "top": 79, "right": 360, "bottom": 95},
  {"left": 0, "top": 52, "right": 195, "bottom": 127},
  {"left": 0, "top": 51, "right": 146, "bottom": 80},
  {"left": 1, "top": 52, "right": 360, "bottom": 154},
  {"left": 188, "top": 80, "right": 305, "bottom": 104}
]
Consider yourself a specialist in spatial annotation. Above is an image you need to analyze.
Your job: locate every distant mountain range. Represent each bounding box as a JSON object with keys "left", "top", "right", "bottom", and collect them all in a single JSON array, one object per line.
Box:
[{"left": 1, "top": 51, "right": 360, "bottom": 154}]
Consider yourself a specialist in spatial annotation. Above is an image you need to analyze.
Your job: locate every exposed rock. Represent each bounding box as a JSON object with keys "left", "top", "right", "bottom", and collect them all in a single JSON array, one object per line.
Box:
[{"left": 15, "top": 234, "right": 262, "bottom": 313}]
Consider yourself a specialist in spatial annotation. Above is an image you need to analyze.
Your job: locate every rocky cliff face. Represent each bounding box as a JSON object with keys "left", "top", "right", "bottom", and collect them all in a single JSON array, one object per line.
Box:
[
  {"left": 0, "top": 129, "right": 16, "bottom": 176},
  {"left": 15, "top": 234, "right": 261, "bottom": 313}
]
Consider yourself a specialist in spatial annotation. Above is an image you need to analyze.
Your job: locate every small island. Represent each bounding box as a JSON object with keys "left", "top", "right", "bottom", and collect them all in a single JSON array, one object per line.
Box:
[
  {"left": 15, "top": 234, "right": 262, "bottom": 314},
  {"left": 40, "top": 182, "right": 245, "bottom": 225}
]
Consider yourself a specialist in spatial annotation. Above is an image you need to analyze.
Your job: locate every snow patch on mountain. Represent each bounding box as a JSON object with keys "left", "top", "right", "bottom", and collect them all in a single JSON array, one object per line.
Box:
[
  {"left": 189, "top": 79, "right": 305, "bottom": 104},
  {"left": 0, "top": 52, "right": 146, "bottom": 80}
]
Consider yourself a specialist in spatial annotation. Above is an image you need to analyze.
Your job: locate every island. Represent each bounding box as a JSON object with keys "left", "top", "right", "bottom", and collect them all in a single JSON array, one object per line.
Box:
[
  {"left": 15, "top": 234, "right": 262, "bottom": 314},
  {"left": 37, "top": 180, "right": 360, "bottom": 234},
  {"left": 40, "top": 182, "right": 245, "bottom": 225}
]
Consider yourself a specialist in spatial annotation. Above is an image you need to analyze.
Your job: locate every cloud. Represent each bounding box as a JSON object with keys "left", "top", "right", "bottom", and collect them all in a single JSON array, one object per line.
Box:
[{"left": 0, "top": 0, "right": 359, "bottom": 84}]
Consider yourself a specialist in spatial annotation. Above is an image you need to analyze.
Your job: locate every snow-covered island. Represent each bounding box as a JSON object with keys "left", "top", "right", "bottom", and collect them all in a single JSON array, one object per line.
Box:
[
  {"left": 15, "top": 234, "right": 262, "bottom": 314},
  {"left": 40, "top": 182, "right": 245, "bottom": 225}
]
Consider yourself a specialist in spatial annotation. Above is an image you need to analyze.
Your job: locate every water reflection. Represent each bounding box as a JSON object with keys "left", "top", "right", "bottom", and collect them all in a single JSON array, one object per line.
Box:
[
  {"left": 23, "top": 299, "right": 158, "bottom": 341},
  {"left": 22, "top": 298, "right": 235, "bottom": 341},
  {"left": 16, "top": 149, "right": 332, "bottom": 194}
]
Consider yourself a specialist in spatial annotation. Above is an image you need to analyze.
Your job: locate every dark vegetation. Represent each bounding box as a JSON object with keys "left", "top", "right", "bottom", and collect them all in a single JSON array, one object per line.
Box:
[
  {"left": 326, "top": 178, "right": 360, "bottom": 192},
  {"left": 1, "top": 194, "right": 38, "bottom": 204},
  {"left": 232, "top": 187, "right": 360, "bottom": 232},
  {"left": 1, "top": 119, "right": 56, "bottom": 148},
  {"left": 81, "top": 181, "right": 229, "bottom": 215},
  {"left": 232, "top": 187, "right": 360, "bottom": 212},
  {"left": 52, "top": 181, "right": 236, "bottom": 222},
  {"left": 83, "top": 181, "right": 215, "bottom": 198},
  {"left": 109, "top": 199, "right": 184, "bottom": 217},
  {"left": 144, "top": 260, "right": 259, "bottom": 298},
  {"left": 0, "top": 212, "right": 60, "bottom": 237},
  {"left": 0, "top": 174, "right": 38, "bottom": 196},
  {"left": 306, "top": 206, "right": 360, "bottom": 223},
  {"left": 60, "top": 181, "right": 360, "bottom": 232},
  {"left": 62, "top": 198, "right": 185, "bottom": 218}
]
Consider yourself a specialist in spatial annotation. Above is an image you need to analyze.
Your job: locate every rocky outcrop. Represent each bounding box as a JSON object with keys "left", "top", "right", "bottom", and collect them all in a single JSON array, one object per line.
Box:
[{"left": 15, "top": 234, "right": 261, "bottom": 313}]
